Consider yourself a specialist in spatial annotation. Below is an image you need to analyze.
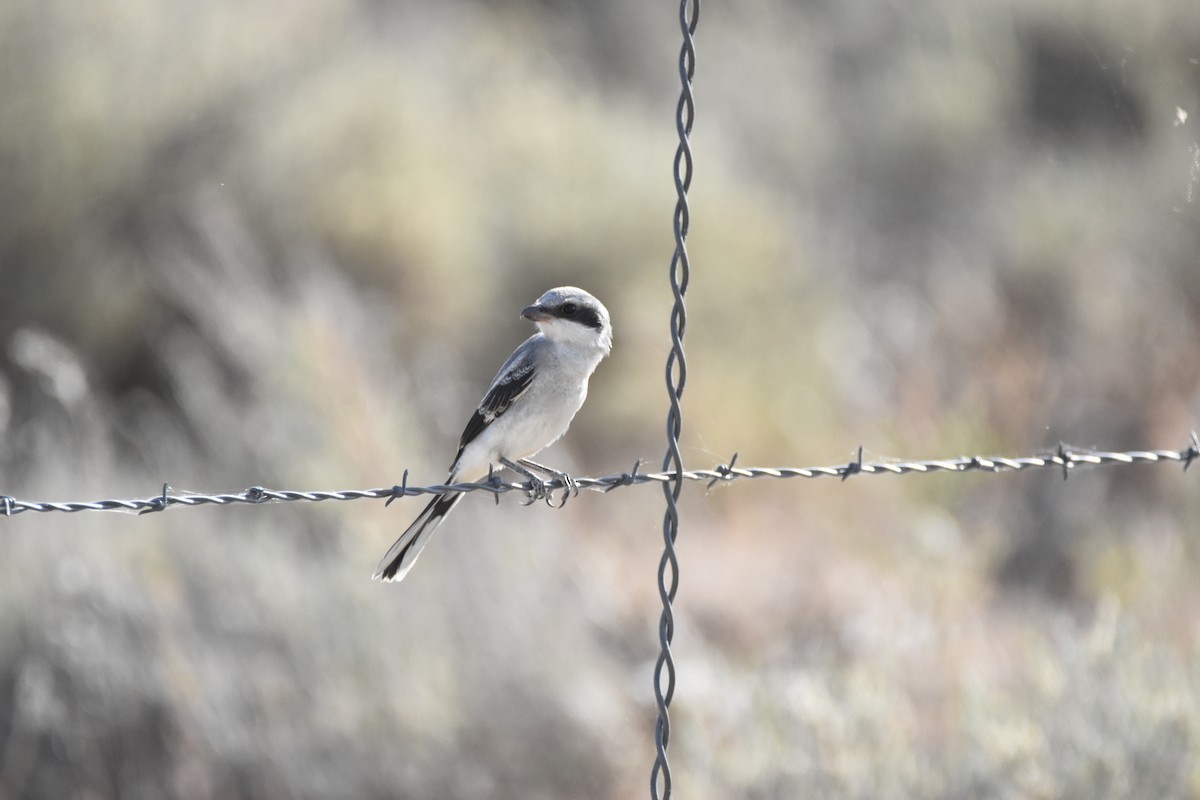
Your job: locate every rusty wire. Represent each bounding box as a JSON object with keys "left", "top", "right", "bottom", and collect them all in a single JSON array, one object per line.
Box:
[{"left": 2, "top": 436, "right": 1195, "bottom": 518}]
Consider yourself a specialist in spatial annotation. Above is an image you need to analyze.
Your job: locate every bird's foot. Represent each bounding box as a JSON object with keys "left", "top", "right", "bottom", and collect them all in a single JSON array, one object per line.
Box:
[
  {"left": 518, "top": 458, "right": 578, "bottom": 509},
  {"left": 499, "top": 458, "right": 556, "bottom": 506},
  {"left": 499, "top": 457, "right": 577, "bottom": 507}
]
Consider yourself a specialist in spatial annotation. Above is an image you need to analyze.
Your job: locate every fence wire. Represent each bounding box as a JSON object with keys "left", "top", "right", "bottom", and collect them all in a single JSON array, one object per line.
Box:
[
  {"left": 3, "top": 436, "right": 1195, "bottom": 517},
  {"left": 653, "top": 0, "right": 699, "bottom": 797}
]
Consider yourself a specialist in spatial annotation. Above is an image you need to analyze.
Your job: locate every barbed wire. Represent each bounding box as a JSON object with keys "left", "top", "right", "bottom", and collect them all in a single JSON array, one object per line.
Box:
[{"left": 3, "top": 435, "right": 1195, "bottom": 518}]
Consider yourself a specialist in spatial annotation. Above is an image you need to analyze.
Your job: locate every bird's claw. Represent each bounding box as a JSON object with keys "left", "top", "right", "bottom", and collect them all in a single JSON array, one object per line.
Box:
[
  {"left": 528, "top": 473, "right": 575, "bottom": 508},
  {"left": 519, "top": 476, "right": 551, "bottom": 506},
  {"left": 525, "top": 459, "right": 576, "bottom": 509},
  {"left": 543, "top": 478, "right": 569, "bottom": 509},
  {"left": 500, "top": 457, "right": 577, "bottom": 508},
  {"left": 548, "top": 471, "right": 579, "bottom": 508}
]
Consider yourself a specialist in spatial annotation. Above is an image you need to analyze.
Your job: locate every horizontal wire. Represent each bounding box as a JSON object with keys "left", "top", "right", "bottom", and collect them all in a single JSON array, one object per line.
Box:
[{"left": 2, "top": 433, "right": 1196, "bottom": 517}]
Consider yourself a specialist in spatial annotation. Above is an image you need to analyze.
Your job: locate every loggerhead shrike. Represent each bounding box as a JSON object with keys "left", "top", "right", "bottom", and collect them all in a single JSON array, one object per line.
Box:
[{"left": 373, "top": 286, "right": 613, "bottom": 583}]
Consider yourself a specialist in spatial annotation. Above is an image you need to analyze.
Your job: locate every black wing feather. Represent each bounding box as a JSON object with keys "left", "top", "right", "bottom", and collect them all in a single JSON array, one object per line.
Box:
[{"left": 451, "top": 350, "right": 537, "bottom": 466}]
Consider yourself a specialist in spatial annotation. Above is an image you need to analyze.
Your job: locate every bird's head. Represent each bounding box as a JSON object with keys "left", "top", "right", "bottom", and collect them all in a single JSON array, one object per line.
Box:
[{"left": 522, "top": 286, "right": 612, "bottom": 353}]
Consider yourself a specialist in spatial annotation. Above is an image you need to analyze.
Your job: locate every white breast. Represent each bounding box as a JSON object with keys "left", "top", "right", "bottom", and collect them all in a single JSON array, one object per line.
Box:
[{"left": 452, "top": 342, "right": 603, "bottom": 482}]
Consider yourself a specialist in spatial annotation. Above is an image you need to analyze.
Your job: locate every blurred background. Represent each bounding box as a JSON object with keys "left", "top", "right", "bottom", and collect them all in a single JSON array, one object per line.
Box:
[{"left": 1, "top": 0, "right": 1199, "bottom": 797}]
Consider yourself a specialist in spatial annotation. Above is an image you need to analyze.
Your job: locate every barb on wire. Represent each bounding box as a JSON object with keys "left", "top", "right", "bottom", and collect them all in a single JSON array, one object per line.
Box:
[
  {"left": 385, "top": 469, "right": 409, "bottom": 508},
  {"left": 0, "top": 439, "right": 1196, "bottom": 518},
  {"left": 0, "top": 439, "right": 1196, "bottom": 517},
  {"left": 841, "top": 446, "right": 864, "bottom": 482},
  {"left": 605, "top": 458, "right": 644, "bottom": 493},
  {"left": 706, "top": 452, "right": 737, "bottom": 491},
  {"left": 138, "top": 482, "right": 171, "bottom": 515},
  {"left": 1184, "top": 430, "right": 1199, "bottom": 472}
]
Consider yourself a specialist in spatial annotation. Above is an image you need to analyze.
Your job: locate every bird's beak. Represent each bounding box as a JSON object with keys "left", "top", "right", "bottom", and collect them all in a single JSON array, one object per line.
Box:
[{"left": 522, "top": 304, "right": 552, "bottom": 322}]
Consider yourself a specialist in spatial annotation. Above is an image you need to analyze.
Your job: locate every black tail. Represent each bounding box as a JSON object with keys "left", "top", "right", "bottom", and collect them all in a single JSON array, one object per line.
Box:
[{"left": 373, "top": 491, "right": 463, "bottom": 582}]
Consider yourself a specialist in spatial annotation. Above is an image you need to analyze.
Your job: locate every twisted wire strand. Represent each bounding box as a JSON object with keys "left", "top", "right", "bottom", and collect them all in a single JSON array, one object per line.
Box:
[
  {"left": 653, "top": 1, "right": 699, "bottom": 798},
  {"left": 1, "top": 438, "right": 1196, "bottom": 515},
  {"left": 1, "top": 436, "right": 1196, "bottom": 517}
]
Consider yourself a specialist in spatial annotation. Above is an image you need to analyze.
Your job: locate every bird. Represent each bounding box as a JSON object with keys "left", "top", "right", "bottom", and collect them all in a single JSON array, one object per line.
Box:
[{"left": 373, "top": 286, "right": 613, "bottom": 583}]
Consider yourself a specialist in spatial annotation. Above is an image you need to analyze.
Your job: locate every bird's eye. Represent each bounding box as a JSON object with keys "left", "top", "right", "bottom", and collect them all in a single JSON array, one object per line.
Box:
[{"left": 561, "top": 302, "right": 578, "bottom": 316}]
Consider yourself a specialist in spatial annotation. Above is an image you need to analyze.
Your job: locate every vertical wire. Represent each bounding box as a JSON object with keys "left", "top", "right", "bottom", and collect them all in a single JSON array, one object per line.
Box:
[{"left": 652, "top": 1, "right": 698, "bottom": 798}]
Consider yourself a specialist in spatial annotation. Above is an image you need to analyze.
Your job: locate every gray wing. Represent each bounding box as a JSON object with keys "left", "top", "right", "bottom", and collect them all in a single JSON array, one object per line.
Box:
[{"left": 451, "top": 335, "right": 542, "bottom": 467}]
